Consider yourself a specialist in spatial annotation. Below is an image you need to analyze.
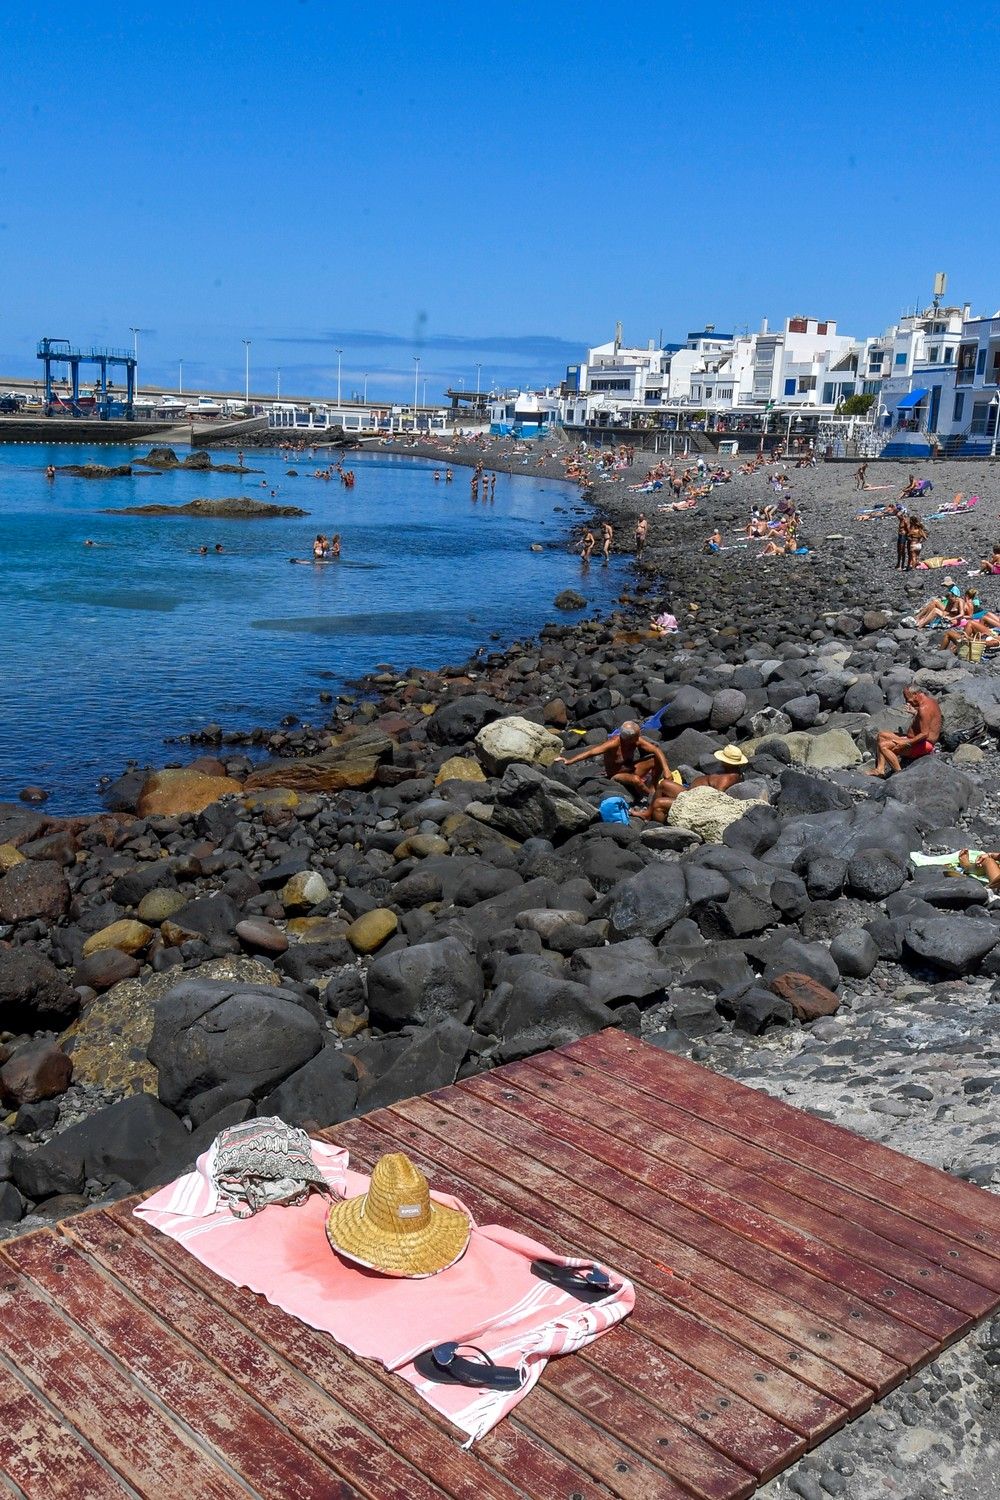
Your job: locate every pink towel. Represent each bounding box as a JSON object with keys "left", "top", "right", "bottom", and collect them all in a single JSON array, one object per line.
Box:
[{"left": 136, "top": 1142, "right": 635, "bottom": 1443}]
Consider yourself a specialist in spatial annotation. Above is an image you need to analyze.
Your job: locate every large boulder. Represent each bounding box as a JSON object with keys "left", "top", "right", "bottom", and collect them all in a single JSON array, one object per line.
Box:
[
  {"left": 366, "top": 936, "right": 484, "bottom": 1029},
  {"left": 12, "top": 1093, "right": 189, "bottom": 1199},
  {"left": 668, "top": 786, "right": 762, "bottom": 844},
  {"left": 607, "top": 862, "right": 687, "bottom": 940},
  {"left": 0, "top": 949, "right": 77, "bottom": 1025},
  {"left": 62, "top": 956, "right": 279, "bottom": 1098},
  {"left": 0, "top": 860, "right": 70, "bottom": 923},
  {"left": 258, "top": 1047, "right": 359, "bottom": 1128},
  {"left": 659, "top": 687, "right": 713, "bottom": 731},
  {"left": 0, "top": 1042, "right": 73, "bottom": 1107},
  {"left": 474, "top": 716, "right": 562, "bottom": 776},
  {"left": 137, "top": 768, "right": 242, "bottom": 818},
  {"left": 776, "top": 770, "right": 852, "bottom": 818},
  {"left": 878, "top": 756, "right": 978, "bottom": 830},
  {"left": 710, "top": 689, "right": 748, "bottom": 732},
  {"left": 427, "top": 695, "right": 504, "bottom": 747},
  {"left": 903, "top": 914, "right": 1000, "bottom": 976},
  {"left": 569, "top": 936, "right": 670, "bottom": 1005},
  {"left": 244, "top": 729, "right": 392, "bottom": 794},
  {"left": 148, "top": 978, "right": 323, "bottom": 1113},
  {"left": 491, "top": 763, "right": 596, "bottom": 843},
  {"left": 354, "top": 1019, "right": 476, "bottom": 1112},
  {"left": 846, "top": 848, "right": 908, "bottom": 901},
  {"left": 476, "top": 969, "right": 615, "bottom": 1061},
  {"left": 739, "top": 729, "right": 862, "bottom": 771}
]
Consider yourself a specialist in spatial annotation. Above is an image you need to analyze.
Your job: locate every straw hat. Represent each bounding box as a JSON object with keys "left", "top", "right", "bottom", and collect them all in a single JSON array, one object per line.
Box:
[
  {"left": 325, "top": 1153, "right": 471, "bottom": 1278},
  {"left": 714, "top": 745, "right": 749, "bottom": 768}
]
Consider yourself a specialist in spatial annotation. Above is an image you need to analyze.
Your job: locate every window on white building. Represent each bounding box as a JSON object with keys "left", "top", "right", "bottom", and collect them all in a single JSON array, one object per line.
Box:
[
  {"left": 895, "top": 353, "right": 907, "bottom": 366},
  {"left": 928, "top": 347, "right": 940, "bottom": 363},
  {"left": 954, "top": 393, "right": 965, "bottom": 423},
  {"left": 944, "top": 348, "right": 954, "bottom": 363}
]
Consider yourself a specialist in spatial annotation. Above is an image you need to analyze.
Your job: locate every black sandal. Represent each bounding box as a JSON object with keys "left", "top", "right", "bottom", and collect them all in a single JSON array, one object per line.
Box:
[
  {"left": 413, "top": 1342, "right": 524, "bottom": 1392},
  {"left": 530, "top": 1260, "right": 618, "bottom": 1302}
]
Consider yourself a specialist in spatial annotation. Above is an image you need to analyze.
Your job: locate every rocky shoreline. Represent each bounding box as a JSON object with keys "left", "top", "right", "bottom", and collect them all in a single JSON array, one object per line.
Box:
[{"left": 3, "top": 438, "right": 1000, "bottom": 1493}]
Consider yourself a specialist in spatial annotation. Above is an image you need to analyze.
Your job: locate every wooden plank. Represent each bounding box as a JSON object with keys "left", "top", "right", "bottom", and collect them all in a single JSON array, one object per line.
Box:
[
  {"left": 453, "top": 1071, "right": 970, "bottom": 1348},
  {"left": 63, "top": 1210, "right": 453, "bottom": 1500},
  {"left": 337, "top": 1120, "right": 761, "bottom": 1500},
  {"left": 579, "top": 1031, "right": 1000, "bottom": 1244},
  {"left": 337, "top": 1119, "right": 803, "bottom": 1485},
  {"left": 337, "top": 1108, "right": 855, "bottom": 1438},
  {"left": 0, "top": 1359, "right": 136, "bottom": 1500},
  {"left": 353, "top": 1097, "right": 888, "bottom": 1407},
  {"left": 511, "top": 1052, "right": 997, "bottom": 1318},
  {"left": 0, "top": 1253, "right": 243, "bottom": 1500},
  {"left": 4, "top": 1233, "right": 355, "bottom": 1500},
  {"left": 113, "top": 1203, "right": 620, "bottom": 1500},
  {"left": 530, "top": 1048, "right": 1000, "bottom": 1296},
  {"left": 423, "top": 1077, "right": 933, "bottom": 1369}
]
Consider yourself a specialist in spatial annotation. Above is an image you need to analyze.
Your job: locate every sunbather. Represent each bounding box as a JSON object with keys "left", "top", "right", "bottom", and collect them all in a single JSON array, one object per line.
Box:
[{"left": 959, "top": 850, "right": 1000, "bottom": 891}]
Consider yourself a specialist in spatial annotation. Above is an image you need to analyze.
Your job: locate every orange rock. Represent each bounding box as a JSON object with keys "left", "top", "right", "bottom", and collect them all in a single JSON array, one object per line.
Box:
[
  {"left": 769, "top": 971, "right": 840, "bottom": 1022},
  {"left": 136, "top": 768, "right": 243, "bottom": 818}
]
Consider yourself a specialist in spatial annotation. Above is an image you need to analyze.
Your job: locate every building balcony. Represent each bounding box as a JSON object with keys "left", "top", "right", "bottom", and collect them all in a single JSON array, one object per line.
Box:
[{"left": 956, "top": 368, "right": 976, "bottom": 385}]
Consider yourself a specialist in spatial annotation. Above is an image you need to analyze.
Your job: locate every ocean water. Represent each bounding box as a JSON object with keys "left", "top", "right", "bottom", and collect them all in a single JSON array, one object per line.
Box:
[{"left": 0, "top": 444, "right": 623, "bottom": 812}]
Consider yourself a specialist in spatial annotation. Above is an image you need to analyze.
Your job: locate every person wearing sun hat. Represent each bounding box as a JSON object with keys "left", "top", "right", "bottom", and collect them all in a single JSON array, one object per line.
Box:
[
  {"left": 704, "top": 744, "right": 749, "bottom": 791},
  {"left": 326, "top": 1152, "right": 472, "bottom": 1278}
]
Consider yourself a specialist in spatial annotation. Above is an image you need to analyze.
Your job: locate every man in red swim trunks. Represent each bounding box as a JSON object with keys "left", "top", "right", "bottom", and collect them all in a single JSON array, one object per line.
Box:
[{"left": 866, "top": 686, "right": 942, "bottom": 777}]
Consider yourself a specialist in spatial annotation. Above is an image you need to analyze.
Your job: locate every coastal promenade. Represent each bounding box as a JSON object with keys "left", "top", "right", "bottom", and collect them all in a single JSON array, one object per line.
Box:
[{"left": 2, "top": 1031, "right": 999, "bottom": 1499}]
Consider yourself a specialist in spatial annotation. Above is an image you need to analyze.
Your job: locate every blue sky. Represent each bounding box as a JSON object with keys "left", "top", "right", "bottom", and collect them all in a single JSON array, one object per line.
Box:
[{"left": 1, "top": 2, "right": 998, "bottom": 400}]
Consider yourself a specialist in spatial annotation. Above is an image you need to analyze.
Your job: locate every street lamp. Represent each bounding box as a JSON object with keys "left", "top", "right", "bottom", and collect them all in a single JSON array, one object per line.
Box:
[
  {"left": 475, "top": 363, "right": 482, "bottom": 396},
  {"left": 362, "top": 373, "right": 368, "bottom": 404},
  {"left": 178, "top": 359, "right": 183, "bottom": 395},
  {"left": 242, "top": 339, "right": 252, "bottom": 403},
  {"left": 277, "top": 369, "right": 281, "bottom": 399},
  {"left": 335, "top": 349, "right": 343, "bottom": 408},
  {"left": 413, "top": 356, "right": 421, "bottom": 426}
]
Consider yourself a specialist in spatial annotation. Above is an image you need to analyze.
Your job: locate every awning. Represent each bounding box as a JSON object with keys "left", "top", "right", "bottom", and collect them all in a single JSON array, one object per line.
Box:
[{"left": 897, "top": 388, "right": 929, "bottom": 410}]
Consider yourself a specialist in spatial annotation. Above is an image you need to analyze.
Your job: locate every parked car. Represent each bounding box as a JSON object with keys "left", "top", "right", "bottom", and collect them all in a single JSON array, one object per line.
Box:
[{"left": 0, "top": 395, "right": 21, "bottom": 413}]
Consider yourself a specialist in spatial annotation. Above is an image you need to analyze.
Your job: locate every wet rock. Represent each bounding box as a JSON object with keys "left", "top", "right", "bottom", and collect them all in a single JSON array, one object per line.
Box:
[
  {"left": 554, "top": 589, "right": 586, "bottom": 610},
  {"left": 245, "top": 729, "right": 392, "bottom": 793},
  {"left": 149, "top": 978, "right": 323, "bottom": 1113},
  {"left": 0, "top": 860, "right": 70, "bottom": 923},
  {"left": 136, "top": 768, "right": 243, "bottom": 817}
]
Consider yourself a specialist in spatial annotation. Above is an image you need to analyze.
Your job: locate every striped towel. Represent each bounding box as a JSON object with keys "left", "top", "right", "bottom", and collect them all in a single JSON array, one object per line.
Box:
[{"left": 136, "top": 1144, "right": 635, "bottom": 1444}]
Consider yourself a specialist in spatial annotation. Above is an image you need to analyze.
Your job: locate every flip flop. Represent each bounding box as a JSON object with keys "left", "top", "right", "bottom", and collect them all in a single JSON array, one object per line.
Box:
[
  {"left": 530, "top": 1260, "right": 619, "bottom": 1302},
  {"left": 413, "top": 1342, "right": 524, "bottom": 1393}
]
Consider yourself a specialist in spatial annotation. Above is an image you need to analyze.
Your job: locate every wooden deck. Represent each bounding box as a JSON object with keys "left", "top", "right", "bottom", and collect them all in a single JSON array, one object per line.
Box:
[{"left": 2, "top": 1029, "right": 1000, "bottom": 1499}]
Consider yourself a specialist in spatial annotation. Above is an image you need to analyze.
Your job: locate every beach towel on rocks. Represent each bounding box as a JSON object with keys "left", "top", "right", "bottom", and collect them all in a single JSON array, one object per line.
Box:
[{"left": 137, "top": 1143, "right": 635, "bottom": 1444}]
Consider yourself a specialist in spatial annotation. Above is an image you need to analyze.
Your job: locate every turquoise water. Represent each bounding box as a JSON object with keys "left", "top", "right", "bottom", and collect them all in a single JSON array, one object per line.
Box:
[{"left": 0, "top": 444, "right": 621, "bottom": 812}]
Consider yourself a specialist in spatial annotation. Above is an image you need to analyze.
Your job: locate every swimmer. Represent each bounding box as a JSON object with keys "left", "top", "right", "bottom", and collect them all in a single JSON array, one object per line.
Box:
[
  {"left": 313, "top": 534, "right": 326, "bottom": 559},
  {"left": 329, "top": 533, "right": 341, "bottom": 558},
  {"left": 214, "top": 543, "right": 224, "bottom": 554}
]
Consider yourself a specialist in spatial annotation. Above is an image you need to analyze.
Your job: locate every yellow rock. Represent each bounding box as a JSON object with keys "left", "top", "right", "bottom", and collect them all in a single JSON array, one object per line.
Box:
[
  {"left": 286, "top": 916, "right": 351, "bottom": 940},
  {"left": 434, "top": 757, "right": 486, "bottom": 786},
  {"left": 0, "top": 844, "right": 26, "bottom": 873},
  {"left": 137, "top": 768, "right": 242, "bottom": 818},
  {"left": 394, "top": 833, "right": 450, "bottom": 860},
  {"left": 346, "top": 908, "right": 398, "bottom": 954},
  {"left": 82, "top": 919, "right": 153, "bottom": 958},
  {"left": 242, "top": 787, "right": 300, "bottom": 813},
  {"left": 334, "top": 1009, "right": 369, "bottom": 1039},
  {"left": 137, "top": 888, "right": 187, "bottom": 924}
]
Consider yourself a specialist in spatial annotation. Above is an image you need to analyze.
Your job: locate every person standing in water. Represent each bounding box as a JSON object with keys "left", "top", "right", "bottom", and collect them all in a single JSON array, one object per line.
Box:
[
  {"left": 601, "top": 520, "right": 613, "bottom": 562},
  {"left": 635, "top": 513, "right": 648, "bottom": 559}
]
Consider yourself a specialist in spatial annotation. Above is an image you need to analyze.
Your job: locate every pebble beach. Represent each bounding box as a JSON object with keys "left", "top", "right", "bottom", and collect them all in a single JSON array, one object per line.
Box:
[{"left": 3, "top": 432, "right": 1000, "bottom": 1494}]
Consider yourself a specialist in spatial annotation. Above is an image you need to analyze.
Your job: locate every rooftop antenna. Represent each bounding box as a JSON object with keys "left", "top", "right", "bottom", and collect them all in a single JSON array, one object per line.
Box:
[
  {"left": 932, "top": 271, "right": 947, "bottom": 312},
  {"left": 614, "top": 320, "right": 622, "bottom": 352}
]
